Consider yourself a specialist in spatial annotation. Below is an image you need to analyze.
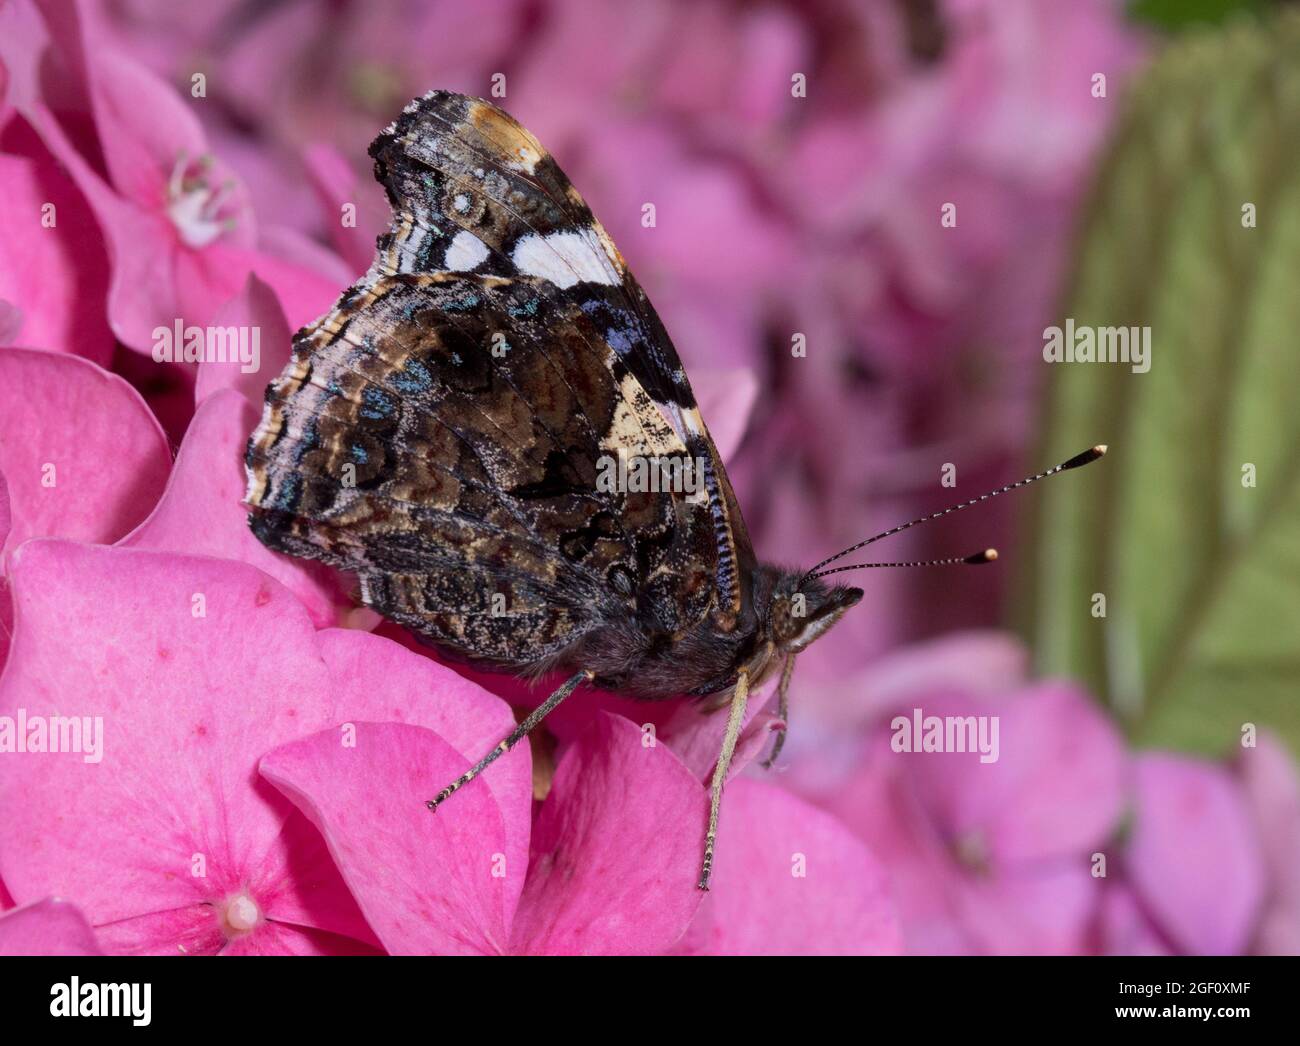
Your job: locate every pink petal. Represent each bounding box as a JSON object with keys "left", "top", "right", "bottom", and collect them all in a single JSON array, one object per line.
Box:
[
  {"left": 0, "top": 897, "right": 102, "bottom": 956},
  {"left": 221, "top": 921, "right": 383, "bottom": 956},
  {"left": 81, "top": 49, "right": 226, "bottom": 219},
  {"left": 675, "top": 780, "right": 901, "bottom": 955},
  {"left": 0, "top": 471, "right": 9, "bottom": 667},
  {"left": 657, "top": 687, "right": 783, "bottom": 784},
  {"left": 193, "top": 274, "right": 293, "bottom": 406},
  {"left": 94, "top": 906, "right": 226, "bottom": 957},
  {"left": 258, "top": 224, "right": 356, "bottom": 293},
  {"left": 1099, "top": 883, "right": 1173, "bottom": 956},
  {"left": 842, "top": 630, "right": 1029, "bottom": 731},
  {"left": 118, "top": 389, "right": 341, "bottom": 627},
  {"left": 1236, "top": 735, "right": 1300, "bottom": 955},
  {"left": 208, "top": 242, "right": 340, "bottom": 331},
  {"left": 0, "top": 348, "right": 171, "bottom": 558},
  {"left": 906, "top": 685, "right": 1126, "bottom": 865},
  {"left": 1127, "top": 754, "right": 1265, "bottom": 955},
  {"left": 953, "top": 862, "right": 1098, "bottom": 956},
  {"left": 691, "top": 366, "right": 757, "bottom": 462},
  {"left": 510, "top": 713, "right": 707, "bottom": 955},
  {"left": 0, "top": 151, "right": 113, "bottom": 363},
  {"left": 32, "top": 1, "right": 218, "bottom": 214},
  {"left": 814, "top": 747, "right": 974, "bottom": 954},
  {"left": 313, "top": 627, "right": 533, "bottom": 874},
  {"left": 261, "top": 721, "right": 526, "bottom": 955},
  {"left": 301, "top": 141, "right": 387, "bottom": 274},
  {"left": 968, "top": 686, "right": 1127, "bottom": 863},
  {"left": 0, "top": 469, "right": 9, "bottom": 544},
  {"left": 0, "top": 300, "right": 22, "bottom": 345}
]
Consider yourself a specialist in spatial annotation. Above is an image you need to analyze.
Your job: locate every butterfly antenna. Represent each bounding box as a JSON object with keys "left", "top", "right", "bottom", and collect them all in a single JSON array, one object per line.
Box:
[
  {"left": 812, "top": 548, "right": 998, "bottom": 578},
  {"left": 802, "top": 445, "right": 1106, "bottom": 582}
]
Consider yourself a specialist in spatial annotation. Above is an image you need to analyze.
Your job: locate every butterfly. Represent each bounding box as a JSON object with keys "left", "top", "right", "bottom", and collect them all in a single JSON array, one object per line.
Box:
[{"left": 244, "top": 91, "right": 1104, "bottom": 889}]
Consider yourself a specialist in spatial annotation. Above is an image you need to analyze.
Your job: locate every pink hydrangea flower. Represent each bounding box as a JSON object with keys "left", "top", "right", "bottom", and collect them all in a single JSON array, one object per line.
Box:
[
  {"left": 261, "top": 712, "right": 707, "bottom": 955},
  {"left": 0, "top": 0, "right": 341, "bottom": 355},
  {"left": 262, "top": 710, "right": 900, "bottom": 955},
  {"left": 790, "top": 637, "right": 1127, "bottom": 954},
  {"left": 0, "top": 540, "right": 521, "bottom": 954}
]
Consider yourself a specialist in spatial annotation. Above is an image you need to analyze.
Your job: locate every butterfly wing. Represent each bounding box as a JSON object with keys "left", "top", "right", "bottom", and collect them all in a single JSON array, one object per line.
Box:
[
  {"left": 245, "top": 92, "right": 752, "bottom": 674},
  {"left": 369, "top": 91, "right": 753, "bottom": 621}
]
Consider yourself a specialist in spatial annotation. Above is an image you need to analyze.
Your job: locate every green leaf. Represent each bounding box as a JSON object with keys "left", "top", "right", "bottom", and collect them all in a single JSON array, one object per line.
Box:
[
  {"left": 1021, "top": 13, "right": 1300, "bottom": 758},
  {"left": 1128, "top": 0, "right": 1272, "bottom": 33}
]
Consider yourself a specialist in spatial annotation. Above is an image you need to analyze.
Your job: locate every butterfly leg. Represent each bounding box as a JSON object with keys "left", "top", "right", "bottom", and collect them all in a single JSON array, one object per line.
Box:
[
  {"left": 760, "top": 653, "right": 797, "bottom": 770},
  {"left": 426, "top": 669, "right": 591, "bottom": 811},
  {"left": 698, "top": 667, "right": 750, "bottom": 891}
]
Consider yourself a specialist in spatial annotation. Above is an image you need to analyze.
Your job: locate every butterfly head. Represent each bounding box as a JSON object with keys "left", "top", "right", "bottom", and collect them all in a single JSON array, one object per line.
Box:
[{"left": 760, "top": 566, "right": 863, "bottom": 656}]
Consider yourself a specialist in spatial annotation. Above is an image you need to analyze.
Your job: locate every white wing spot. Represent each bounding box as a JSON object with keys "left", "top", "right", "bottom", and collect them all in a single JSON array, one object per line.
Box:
[
  {"left": 453, "top": 194, "right": 471, "bottom": 213},
  {"left": 510, "top": 145, "right": 541, "bottom": 173},
  {"left": 510, "top": 228, "right": 620, "bottom": 289},
  {"left": 444, "top": 230, "right": 489, "bottom": 272}
]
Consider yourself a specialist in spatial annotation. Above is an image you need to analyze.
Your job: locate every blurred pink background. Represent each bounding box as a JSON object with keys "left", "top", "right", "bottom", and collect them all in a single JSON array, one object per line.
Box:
[{"left": 1, "top": 0, "right": 1295, "bottom": 956}]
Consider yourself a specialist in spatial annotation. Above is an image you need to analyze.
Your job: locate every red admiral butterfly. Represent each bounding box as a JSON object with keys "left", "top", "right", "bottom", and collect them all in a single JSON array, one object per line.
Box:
[{"left": 245, "top": 91, "right": 1104, "bottom": 889}]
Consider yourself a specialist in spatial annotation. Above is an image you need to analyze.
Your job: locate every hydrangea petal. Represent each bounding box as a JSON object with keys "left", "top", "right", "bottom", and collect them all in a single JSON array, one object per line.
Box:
[
  {"left": 94, "top": 905, "right": 226, "bottom": 958},
  {"left": 261, "top": 721, "right": 524, "bottom": 955},
  {"left": 1237, "top": 735, "right": 1300, "bottom": 954},
  {"left": 0, "top": 349, "right": 170, "bottom": 558},
  {"left": 962, "top": 686, "right": 1126, "bottom": 863},
  {"left": 953, "top": 863, "right": 1097, "bottom": 956},
  {"left": 313, "top": 628, "right": 532, "bottom": 875},
  {"left": 690, "top": 366, "right": 757, "bottom": 462},
  {"left": 675, "top": 779, "right": 901, "bottom": 955},
  {"left": 0, "top": 152, "right": 113, "bottom": 362},
  {"left": 1128, "top": 754, "right": 1265, "bottom": 955},
  {"left": 904, "top": 686, "right": 1126, "bottom": 865},
  {"left": 509, "top": 713, "right": 706, "bottom": 955},
  {"left": 658, "top": 689, "right": 782, "bottom": 784},
  {"left": 1099, "top": 883, "right": 1173, "bottom": 956},
  {"left": 221, "top": 921, "right": 382, "bottom": 956},
  {"left": 194, "top": 274, "right": 293, "bottom": 406},
  {"left": 118, "top": 389, "right": 340, "bottom": 627},
  {"left": 0, "top": 897, "right": 102, "bottom": 956}
]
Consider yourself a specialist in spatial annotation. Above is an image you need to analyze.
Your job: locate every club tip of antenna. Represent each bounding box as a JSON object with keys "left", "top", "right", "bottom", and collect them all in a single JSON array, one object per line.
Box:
[
  {"left": 965, "top": 548, "right": 998, "bottom": 564},
  {"left": 1062, "top": 444, "right": 1108, "bottom": 470}
]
